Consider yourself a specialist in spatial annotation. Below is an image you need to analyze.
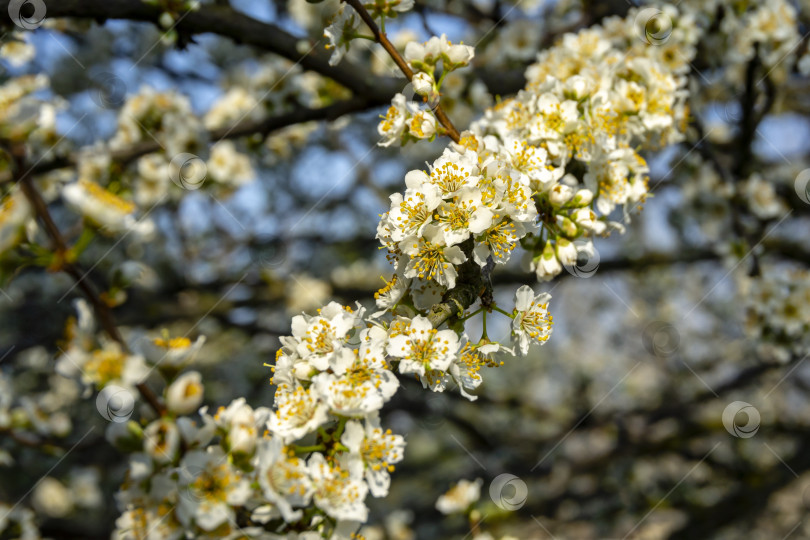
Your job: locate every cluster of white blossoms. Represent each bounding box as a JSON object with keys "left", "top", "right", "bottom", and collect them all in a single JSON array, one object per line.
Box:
[
  {"left": 101, "top": 294, "right": 541, "bottom": 538},
  {"left": 0, "top": 503, "right": 38, "bottom": 540},
  {"left": 718, "top": 0, "right": 800, "bottom": 82},
  {"left": 741, "top": 269, "right": 810, "bottom": 363},
  {"left": 377, "top": 5, "right": 694, "bottom": 302},
  {"left": 377, "top": 35, "right": 475, "bottom": 146},
  {"left": 260, "top": 285, "right": 551, "bottom": 535},
  {"left": 323, "top": 0, "right": 415, "bottom": 66},
  {"left": 56, "top": 300, "right": 150, "bottom": 392},
  {"left": 44, "top": 281, "right": 545, "bottom": 538}
]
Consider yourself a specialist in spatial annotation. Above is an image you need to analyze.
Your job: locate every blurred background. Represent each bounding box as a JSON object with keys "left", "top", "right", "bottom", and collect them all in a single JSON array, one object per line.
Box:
[{"left": 2, "top": 0, "right": 810, "bottom": 538}]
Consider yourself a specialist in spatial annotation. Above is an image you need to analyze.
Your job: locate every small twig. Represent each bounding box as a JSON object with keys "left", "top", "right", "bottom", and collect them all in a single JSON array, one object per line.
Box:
[
  {"left": 4, "top": 143, "right": 166, "bottom": 416},
  {"left": 343, "top": 0, "right": 461, "bottom": 142}
]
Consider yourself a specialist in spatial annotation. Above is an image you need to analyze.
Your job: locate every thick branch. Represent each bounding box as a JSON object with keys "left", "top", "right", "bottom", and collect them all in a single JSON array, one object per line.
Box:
[
  {"left": 0, "top": 0, "right": 401, "bottom": 101},
  {"left": 19, "top": 96, "right": 381, "bottom": 179}
]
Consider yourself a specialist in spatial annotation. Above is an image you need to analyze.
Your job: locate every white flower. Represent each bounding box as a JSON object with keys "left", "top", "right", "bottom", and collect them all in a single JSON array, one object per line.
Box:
[
  {"left": 408, "top": 110, "right": 437, "bottom": 139},
  {"left": 341, "top": 415, "right": 405, "bottom": 498},
  {"left": 165, "top": 371, "right": 204, "bottom": 415},
  {"left": 31, "top": 477, "right": 73, "bottom": 518},
  {"left": 56, "top": 341, "right": 148, "bottom": 391},
  {"left": 401, "top": 230, "right": 467, "bottom": 289},
  {"left": 472, "top": 220, "right": 525, "bottom": 267},
  {"left": 426, "top": 148, "right": 481, "bottom": 197},
  {"left": 378, "top": 93, "right": 410, "bottom": 147},
  {"left": 268, "top": 384, "right": 330, "bottom": 444},
  {"left": 207, "top": 141, "right": 254, "bottom": 187},
  {"left": 404, "top": 37, "right": 445, "bottom": 66},
  {"left": 255, "top": 437, "right": 313, "bottom": 522},
  {"left": 210, "top": 397, "right": 270, "bottom": 455},
  {"left": 204, "top": 87, "right": 260, "bottom": 130},
  {"left": 449, "top": 340, "right": 510, "bottom": 400},
  {"left": 308, "top": 452, "right": 368, "bottom": 522},
  {"left": 531, "top": 240, "right": 563, "bottom": 282},
  {"left": 435, "top": 478, "right": 482, "bottom": 515},
  {"left": 555, "top": 238, "right": 578, "bottom": 266},
  {"left": 386, "top": 316, "right": 460, "bottom": 376},
  {"left": 434, "top": 187, "right": 494, "bottom": 246},
  {"left": 290, "top": 301, "right": 362, "bottom": 374},
  {"left": 0, "top": 187, "right": 32, "bottom": 255},
  {"left": 405, "top": 34, "right": 474, "bottom": 68},
  {"left": 63, "top": 180, "right": 154, "bottom": 238},
  {"left": 313, "top": 351, "right": 398, "bottom": 416},
  {"left": 0, "top": 35, "right": 35, "bottom": 66},
  {"left": 176, "top": 448, "right": 251, "bottom": 531},
  {"left": 411, "top": 72, "right": 434, "bottom": 96},
  {"left": 572, "top": 207, "right": 606, "bottom": 234},
  {"left": 548, "top": 184, "right": 574, "bottom": 207},
  {"left": 323, "top": 6, "right": 360, "bottom": 66},
  {"left": 512, "top": 285, "right": 553, "bottom": 355},
  {"left": 374, "top": 272, "right": 409, "bottom": 313},
  {"left": 387, "top": 185, "right": 442, "bottom": 242},
  {"left": 143, "top": 418, "right": 180, "bottom": 464},
  {"left": 142, "top": 335, "right": 205, "bottom": 369},
  {"left": 391, "top": 0, "right": 414, "bottom": 12},
  {"left": 444, "top": 41, "right": 475, "bottom": 67},
  {"left": 744, "top": 173, "right": 786, "bottom": 219}
]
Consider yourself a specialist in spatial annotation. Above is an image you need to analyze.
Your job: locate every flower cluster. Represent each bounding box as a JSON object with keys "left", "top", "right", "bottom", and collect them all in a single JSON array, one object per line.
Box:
[
  {"left": 56, "top": 300, "right": 150, "bottom": 392},
  {"left": 70, "top": 281, "right": 534, "bottom": 539},
  {"left": 377, "top": 6, "right": 694, "bottom": 296},
  {"left": 742, "top": 269, "right": 810, "bottom": 363},
  {"left": 377, "top": 34, "right": 475, "bottom": 146}
]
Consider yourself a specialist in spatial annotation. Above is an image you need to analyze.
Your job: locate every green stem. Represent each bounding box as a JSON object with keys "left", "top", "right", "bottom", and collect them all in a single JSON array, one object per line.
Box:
[
  {"left": 350, "top": 32, "right": 376, "bottom": 41},
  {"left": 293, "top": 444, "right": 326, "bottom": 454},
  {"left": 435, "top": 69, "right": 448, "bottom": 90},
  {"left": 333, "top": 417, "right": 347, "bottom": 442},
  {"left": 492, "top": 305, "right": 515, "bottom": 318},
  {"left": 458, "top": 307, "right": 483, "bottom": 322},
  {"left": 481, "top": 310, "right": 489, "bottom": 340}
]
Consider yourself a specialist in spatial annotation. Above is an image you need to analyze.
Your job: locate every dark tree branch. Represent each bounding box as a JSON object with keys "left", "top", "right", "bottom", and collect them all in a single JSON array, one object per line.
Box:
[
  {"left": 3, "top": 142, "right": 166, "bottom": 416},
  {"left": 16, "top": 96, "right": 383, "bottom": 180}
]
